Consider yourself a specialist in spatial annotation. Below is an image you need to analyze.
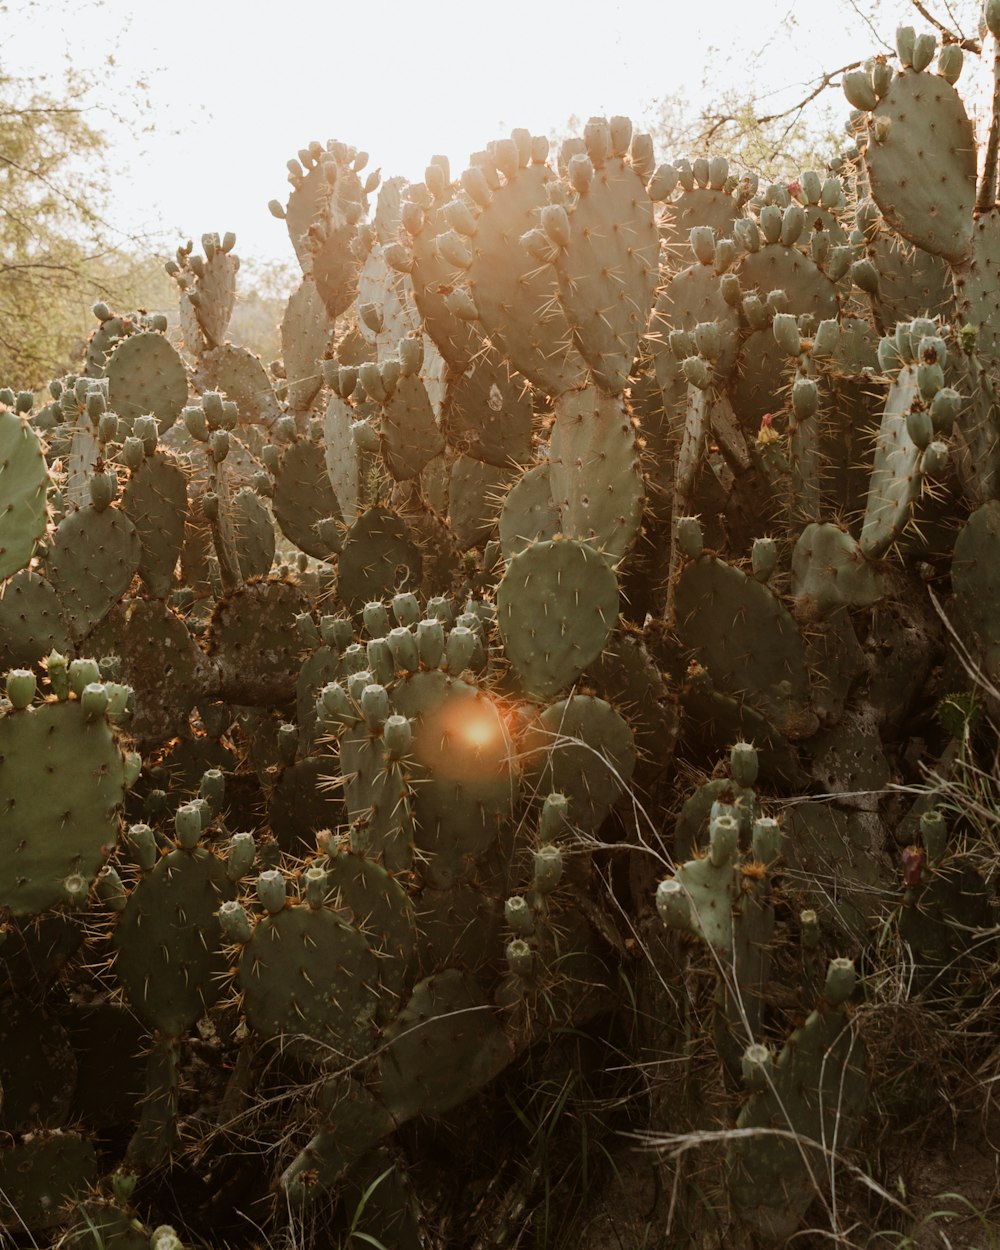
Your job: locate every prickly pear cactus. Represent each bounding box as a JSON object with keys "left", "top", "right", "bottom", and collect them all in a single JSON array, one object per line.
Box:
[{"left": 4, "top": 26, "right": 1000, "bottom": 1244}]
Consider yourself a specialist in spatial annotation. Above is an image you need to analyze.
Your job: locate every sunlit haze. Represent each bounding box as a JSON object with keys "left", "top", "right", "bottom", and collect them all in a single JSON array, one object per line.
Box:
[{"left": 2, "top": 0, "right": 977, "bottom": 265}]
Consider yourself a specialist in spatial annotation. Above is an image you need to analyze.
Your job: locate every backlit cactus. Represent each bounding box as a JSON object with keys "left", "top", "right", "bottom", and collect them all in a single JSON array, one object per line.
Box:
[{"left": 1, "top": 18, "right": 1000, "bottom": 1245}]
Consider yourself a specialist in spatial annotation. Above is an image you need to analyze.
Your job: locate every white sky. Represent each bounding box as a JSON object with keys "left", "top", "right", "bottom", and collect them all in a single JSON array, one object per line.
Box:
[{"left": 0, "top": 0, "right": 979, "bottom": 267}]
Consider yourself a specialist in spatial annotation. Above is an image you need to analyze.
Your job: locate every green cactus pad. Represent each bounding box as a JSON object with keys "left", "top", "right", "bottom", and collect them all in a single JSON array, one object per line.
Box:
[
  {"left": 954, "top": 209, "right": 1000, "bottom": 365},
  {"left": 783, "top": 802, "right": 886, "bottom": 939},
  {"left": 728, "top": 992, "right": 868, "bottom": 1241},
  {"left": 393, "top": 671, "right": 517, "bottom": 887},
  {"left": 0, "top": 698, "right": 126, "bottom": 916},
  {"left": 281, "top": 276, "right": 328, "bottom": 413},
  {"left": 339, "top": 722, "right": 415, "bottom": 874},
  {"left": 338, "top": 506, "right": 422, "bottom": 616},
  {"left": 737, "top": 242, "right": 839, "bottom": 323},
  {"left": 121, "top": 452, "right": 188, "bottom": 598},
  {"left": 357, "top": 244, "right": 421, "bottom": 358},
  {"left": 663, "top": 823, "right": 740, "bottom": 951},
  {"left": 186, "top": 242, "right": 239, "bottom": 349},
  {"left": 46, "top": 504, "right": 140, "bottom": 641},
  {"left": 675, "top": 555, "right": 814, "bottom": 738},
  {"left": 323, "top": 848, "right": 416, "bottom": 1011},
  {"left": 193, "top": 343, "right": 282, "bottom": 428},
  {"left": 281, "top": 1077, "right": 394, "bottom": 1204},
  {"left": 448, "top": 455, "right": 509, "bottom": 548},
  {"left": 128, "top": 1034, "right": 180, "bottom": 1169},
  {"left": 0, "top": 569, "right": 70, "bottom": 669},
  {"left": 468, "top": 160, "right": 588, "bottom": 395},
  {"left": 0, "top": 1131, "right": 98, "bottom": 1232},
  {"left": 105, "top": 331, "right": 189, "bottom": 430},
  {"left": 272, "top": 437, "right": 342, "bottom": 559},
  {"left": 85, "top": 309, "right": 130, "bottom": 375},
  {"left": 791, "top": 523, "right": 884, "bottom": 616},
  {"left": 296, "top": 644, "right": 343, "bottom": 750},
  {"left": 312, "top": 220, "right": 364, "bottom": 322},
  {"left": 376, "top": 969, "right": 511, "bottom": 1120},
  {"left": 584, "top": 632, "right": 679, "bottom": 768},
  {"left": 237, "top": 899, "right": 380, "bottom": 1061},
  {"left": 380, "top": 370, "right": 444, "bottom": 480},
  {"left": 89, "top": 599, "right": 205, "bottom": 749},
  {"left": 324, "top": 393, "right": 365, "bottom": 525},
  {"left": 280, "top": 146, "right": 339, "bottom": 265},
  {"left": 114, "top": 846, "right": 235, "bottom": 1037},
  {"left": 859, "top": 363, "right": 926, "bottom": 557},
  {"left": 414, "top": 883, "right": 505, "bottom": 976},
  {"left": 63, "top": 1200, "right": 150, "bottom": 1250},
  {"left": 549, "top": 388, "right": 644, "bottom": 559},
  {"left": 868, "top": 232, "right": 954, "bottom": 326},
  {"left": 0, "top": 408, "right": 48, "bottom": 581},
  {"left": 403, "top": 185, "right": 485, "bottom": 371},
  {"left": 231, "top": 485, "right": 276, "bottom": 579},
  {"left": 654, "top": 259, "right": 742, "bottom": 378},
  {"left": 862, "top": 68, "right": 975, "bottom": 262},
  {"left": 442, "top": 352, "right": 533, "bottom": 468},
  {"left": 660, "top": 183, "right": 744, "bottom": 270},
  {"left": 731, "top": 327, "right": 792, "bottom": 430},
  {"left": 207, "top": 577, "right": 309, "bottom": 705},
  {"left": 498, "top": 538, "right": 619, "bottom": 700},
  {"left": 520, "top": 694, "right": 636, "bottom": 833},
  {"left": 952, "top": 500, "right": 1000, "bottom": 683},
  {"left": 285, "top": 144, "right": 368, "bottom": 319},
  {"left": 555, "top": 149, "right": 659, "bottom": 392},
  {"left": 673, "top": 774, "right": 758, "bottom": 861},
  {"left": 497, "top": 463, "right": 561, "bottom": 559}
]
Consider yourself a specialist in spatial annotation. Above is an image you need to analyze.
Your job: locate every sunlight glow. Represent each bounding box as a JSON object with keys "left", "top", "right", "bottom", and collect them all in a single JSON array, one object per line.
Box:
[
  {"left": 412, "top": 694, "right": 514, "bottom": 785},
  {"left": 2, "top": 0, "right": 912, "bottom": 265}
]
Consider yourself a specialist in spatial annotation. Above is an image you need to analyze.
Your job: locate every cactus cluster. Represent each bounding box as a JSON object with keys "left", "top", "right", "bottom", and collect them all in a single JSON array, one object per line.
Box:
[{"left": 0, "top": 18, "right": 999, "bottom": 1248}]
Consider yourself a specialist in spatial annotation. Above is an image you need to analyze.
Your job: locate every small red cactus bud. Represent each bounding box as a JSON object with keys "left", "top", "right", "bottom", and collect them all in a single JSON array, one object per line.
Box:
[{"left": 902, "top": 844, "right": 926, "bottom": 888}]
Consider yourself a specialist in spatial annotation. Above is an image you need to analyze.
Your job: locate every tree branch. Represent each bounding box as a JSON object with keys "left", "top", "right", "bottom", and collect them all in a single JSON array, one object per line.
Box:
[
  {"left": 908, "top": 0, "right": 981, "bottom": 52},
  {"left": 753, "top": 62, "right": 864, "bottom": 126},
  {"left": 977, "top": 44, "right": 1000, "bottom": 212}
]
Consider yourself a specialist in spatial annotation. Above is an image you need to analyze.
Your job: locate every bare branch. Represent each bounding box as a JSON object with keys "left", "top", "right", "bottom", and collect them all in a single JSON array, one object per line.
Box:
[
  {"left": 909, "top": 0, "right": 981, "bottom": 51},
  {"left": 753, "top": 62, "right": 864, "bottom": 126},
  {"left": 978, "top": 45, "right": 1000, "bottom": 212}
]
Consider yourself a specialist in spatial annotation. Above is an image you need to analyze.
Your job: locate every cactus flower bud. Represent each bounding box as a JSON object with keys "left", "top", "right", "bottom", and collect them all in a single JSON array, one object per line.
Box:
[
  {"left": 751, "top": 536, "right": 778, "bottom": 582},
  {"left": 506, "top": 938, "right": 534, "bottom": 979},
  {"left": 174, "top": 803, "right": 203, "bottom": 850},
  {"left": 772, "top": 313, "right": 802, "bottom": 357},
  {"left": 505, "top": 895, "right": 535, "bottom": 936},
  {"left": 533, "top": 844, "right": 564, "bottom": 894},
  {"left": 741, "top": 1042, "right": 773, "bottom": 1091},
  {"left": 730, "top": 741, "right": 759, "bottom": 788},
  {"left": 919, "top": 807, "right": 948, "bottom": 861},
  {"left": 383, "top": 714, "right": 412, "bottom": 759},
  {"left": 5, "top": 669, "right": 35, "bottom": 710},
  {"left": 825, "top": 957, "right": 857, "bottom": 1006},
  {"left": 218, "top": 899, "right": 253, "bottom": 944},
  {"left": 256, "top": 870, "right": 287, "bottom": 915},
  {"left": 676, "top": 516, "right": 704, "bottom": 560},
  {"left": 656, "top": 878, "right": 692, "bottom": 930},
  {"left": 226, "top": 832, "right": 256, "bottom": 882},
  {"left": 128, "top": 823, "right": 158, "bottom": 871}
]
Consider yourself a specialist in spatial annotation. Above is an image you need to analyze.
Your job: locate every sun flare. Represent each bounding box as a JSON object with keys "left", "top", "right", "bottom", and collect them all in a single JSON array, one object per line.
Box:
[{"left": 412, "top": 693, "right": 516, "bottom": 785}]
